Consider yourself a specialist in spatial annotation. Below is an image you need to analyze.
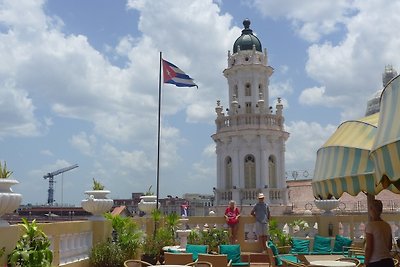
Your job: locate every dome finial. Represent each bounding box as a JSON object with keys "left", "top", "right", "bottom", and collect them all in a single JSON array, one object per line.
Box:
[{"left": 243, "top": 18, "right": 250, "bottom": 29}]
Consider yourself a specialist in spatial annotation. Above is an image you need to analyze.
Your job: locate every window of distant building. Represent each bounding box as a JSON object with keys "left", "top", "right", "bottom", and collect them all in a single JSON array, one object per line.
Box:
[
  {"left": 244, "top": 154, "right": 256, "bottom": 188},
  {"left": 245, "top": 83, "right": 251, "bottom": 96},
  {"left": 225, "top": 156, "right": 232, "bottom": 189},
  {"left": 269, "top": 155, "right": 277, "bottom": 188},
  {"left": 245, "top": 102, "right": 252, "bottom": 114}
]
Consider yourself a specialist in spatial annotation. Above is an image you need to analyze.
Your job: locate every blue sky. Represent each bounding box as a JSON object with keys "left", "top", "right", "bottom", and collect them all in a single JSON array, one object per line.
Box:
[{"left": 1, "top": 0, "right": 399, "bottom": 205}]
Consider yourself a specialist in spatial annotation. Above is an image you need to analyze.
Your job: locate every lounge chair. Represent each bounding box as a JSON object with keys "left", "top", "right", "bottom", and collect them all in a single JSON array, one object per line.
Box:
[
  {"left": 164, "top": 251, "right": 194, "bottom": 265},
  {"left": 186, "top": 244, "right": 209, "bottom": 261},
  {"left": 219, "top": 244, "right": 250, "bottom": 266},
  {"left": 198, "top": 253, "right": 232, "bottom": 267}
]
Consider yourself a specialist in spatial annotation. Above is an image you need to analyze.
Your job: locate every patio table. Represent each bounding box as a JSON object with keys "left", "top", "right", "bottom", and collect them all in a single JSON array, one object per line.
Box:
[{"left": 309, "top": 260, "right": 355, "bottom": 267}]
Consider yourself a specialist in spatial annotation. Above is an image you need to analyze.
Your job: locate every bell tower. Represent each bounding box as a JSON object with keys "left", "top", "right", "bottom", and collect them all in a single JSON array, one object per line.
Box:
[{"left": 212, "top": 19, "right": 289, "bottom": 209}]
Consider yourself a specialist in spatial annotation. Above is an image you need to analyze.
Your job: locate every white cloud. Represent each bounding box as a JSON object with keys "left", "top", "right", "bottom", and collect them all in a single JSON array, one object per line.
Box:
[
  {"left": 0, "top": 80, "right": 40, "bottom": 137},
  {"left": 304, "top": 1, "right": 400, "bottom": 121},
  {"left": 101, "top": 143, "right": 152, "bottom": 172},
  {"left": 247, "top": 1, "right": 400, "bottom": 121},
  {"left": 285, "top": 120, "right": 337, "bottom": 171},
  {"left": 70, "top": 132, "right": 97, "bottom": 156},
  {"left": 299, "top": 86, "right": 346, "bottom": 107},
  {"left": 202, "top": 143, "right": 216, "bottom": 158},
  {"left": 40, "top": 149, "right": 53, "bottom": 156},
  {"left": 248, "top": 0, "right": 354, "bottom": 41},
  {"left": 270, "top": 80, "right": 293, "bottom": 99}
]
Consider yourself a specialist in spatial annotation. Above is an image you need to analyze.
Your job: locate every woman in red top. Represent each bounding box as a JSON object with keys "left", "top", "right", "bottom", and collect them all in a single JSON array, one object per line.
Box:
[{"left": 224, "top": 200, "right": 240, "bottom": 244}]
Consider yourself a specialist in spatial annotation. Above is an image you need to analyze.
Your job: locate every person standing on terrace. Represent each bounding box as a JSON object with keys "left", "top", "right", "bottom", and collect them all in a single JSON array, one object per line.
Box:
[
  {"left": 365, "top": 199, "right": 394, "bottom": 267},
  {"left": 251, "top": 193, "right": 270, "bottom": 253},
  {"left": 225, "top": 200, "right": 240, "bottom": 244}
]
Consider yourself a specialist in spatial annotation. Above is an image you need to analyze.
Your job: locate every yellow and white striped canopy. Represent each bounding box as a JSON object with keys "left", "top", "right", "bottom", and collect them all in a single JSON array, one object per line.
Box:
[
  {"left": 312, "top": 75, "right": 400, "bottom": 199},
  {"left": 371, "top": 75, "right": 400, "bottom": 190},
  {"left": 312, "top": 113, "right": 380, "bottom": 199}
]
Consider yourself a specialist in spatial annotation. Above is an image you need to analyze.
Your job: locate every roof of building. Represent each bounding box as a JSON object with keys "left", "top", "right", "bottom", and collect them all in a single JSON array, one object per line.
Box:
[
  {"left": 233, "top": 19, "right": 262, "bottom": 53},
  {"left": 111, "top": 205, "right": 129, "bottom": 216}
]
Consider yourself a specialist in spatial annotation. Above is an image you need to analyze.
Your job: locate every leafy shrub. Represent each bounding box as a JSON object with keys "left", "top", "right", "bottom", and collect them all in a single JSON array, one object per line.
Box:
[
  {"left": 106, "top": 214, "right": 143, "bottom": 259},
  {"left": 89, "top": 240, "right": 126, "bottom": 267},
  {"left": 187, "top": 226, "right": 229, "bottom": 252},
  {"left": 89, "top": 214, "right": 143, "bottom": 266},
  {"left": 8, "top": 218, "right": 53, "bottom": 267},
  {"left": 269, "top": 219, "right": 292, "bottom": 247}
]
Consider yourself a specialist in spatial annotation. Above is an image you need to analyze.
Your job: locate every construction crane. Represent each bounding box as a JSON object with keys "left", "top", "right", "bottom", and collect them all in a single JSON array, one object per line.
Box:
[{"left": 43, "top": 164, "right": 79, "bottom": 205}]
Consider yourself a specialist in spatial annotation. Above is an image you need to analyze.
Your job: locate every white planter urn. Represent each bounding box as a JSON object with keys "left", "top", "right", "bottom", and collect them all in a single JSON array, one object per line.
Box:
[
  {"left": 0, "top": 179, "right": 23, "bottom": 227},
  {"left": 81, "top": 190, "right": 113, "bottom": 221},
  {"left": 314, "top": 199, "right": 340, "bottom": 214},
  {"left": 138, "top": 195, "right": 158, "bottom": 214}
]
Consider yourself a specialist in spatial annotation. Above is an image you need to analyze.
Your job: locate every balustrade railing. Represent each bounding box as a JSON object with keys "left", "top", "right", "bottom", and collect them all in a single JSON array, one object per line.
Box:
[
  {"left": 0, "top": 220, "right": 111, "bottom": 267},
  {"left": 2, "top": 212, "right": 400, "bottom": 266},
  {"left": 216, "top": 114, "right": 284, "bottom": 132},
  {"left": 217, "top": 188, "right": 286, "bottom": 206}
]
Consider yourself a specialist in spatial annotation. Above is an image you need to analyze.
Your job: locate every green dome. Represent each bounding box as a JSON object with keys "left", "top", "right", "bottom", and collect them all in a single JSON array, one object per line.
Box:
[{"left": 233, "top": 19, "right": 262, "bottom": 53}]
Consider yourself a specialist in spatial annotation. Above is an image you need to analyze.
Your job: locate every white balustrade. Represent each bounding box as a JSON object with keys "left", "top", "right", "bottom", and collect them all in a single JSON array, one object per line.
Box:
[{"left": 59, "top": 232, "right": 92, "bottom": 265}]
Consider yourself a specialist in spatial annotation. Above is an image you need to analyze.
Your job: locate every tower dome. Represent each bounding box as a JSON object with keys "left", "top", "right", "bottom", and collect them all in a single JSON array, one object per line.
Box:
[
  {"left": 233, "top": 19, "right": 262, "bottom": 53},
  {"left": 365, "top": 65, "right": 398, "bottom": 116}
]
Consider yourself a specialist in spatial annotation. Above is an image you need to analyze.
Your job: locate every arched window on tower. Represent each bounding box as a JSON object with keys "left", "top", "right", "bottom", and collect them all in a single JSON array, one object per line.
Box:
[
  {"left": 268, "top": 155, "right": 277, "bottom": 188},
  {"left": 244, "top": 154, "right": 256, "bottom": 189},
  {"left": 225, "top": 156, "right": 232, "bottom": 189},
  {"left": 245, "top": 83, "right": 251, "bottom": 96},
  {"left": 258, "top": 84, "right": 263, "bottom": 94}
]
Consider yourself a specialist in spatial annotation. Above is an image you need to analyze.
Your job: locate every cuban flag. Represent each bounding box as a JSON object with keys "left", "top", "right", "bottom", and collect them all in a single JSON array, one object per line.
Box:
[
  {"left": 181, "top": 202, "right": 189, "bottom": 217},
  {"left": 162, "top": 59, "right": 198, "bottom": 88}
]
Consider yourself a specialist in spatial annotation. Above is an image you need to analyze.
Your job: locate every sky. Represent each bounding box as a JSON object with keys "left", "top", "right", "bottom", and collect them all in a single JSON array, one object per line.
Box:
[{"left": 1, "top": 0, "right": 400, "bottom": 206}]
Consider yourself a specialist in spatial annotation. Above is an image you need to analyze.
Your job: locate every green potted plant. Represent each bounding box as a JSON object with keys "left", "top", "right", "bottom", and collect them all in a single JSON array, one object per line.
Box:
[
  {"left": 269, "top": 218, "right": 292, "bottom": 253},
  {"left": 81, "top": 178, "right": 113, "bottom": 220},
  {"left": 187, "top": 226, "right": 229, "bottom": 253},
  {"left": 92, "top": 177, "right": 105, "bottom": 190},
  {"left": 141, "top": 235, "right": 159, "bottom": 265},
  {"left": 89, "top": 214, "right": 144, "bottom": 266},
  {"left": 89, "top": 240, "right": 126, "bottom": 267},
  {"left": 0, "top": 161, "right": 12, "bottom": 178},
  {"left": 8, "top": 218, "right": 53, "bottom": 267},
  {"left": 104, "top": 213, "right": 143, "bottom": 259},
  {"left": 145, "top": 185, "right": 154, "bottom": 196},
  {"left": 0, "top": 161, "right": 22, "bottom": 227},
  {"left": 138, "top": 186, "right": 158, "bottom": 215}
]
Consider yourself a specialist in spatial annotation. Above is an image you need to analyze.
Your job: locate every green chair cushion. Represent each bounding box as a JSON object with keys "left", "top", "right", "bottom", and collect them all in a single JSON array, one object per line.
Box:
[
  {"left": 312, "top": 235, "right": 332, "bottom": 254},
  {"left": 232, "top": 263, "right": 250, "bottom": 266},
  {"left": 267, "top": 241, "right": 282, "bottom": 266},
  {"left": 291, "top": 239, "right": 310, "bottom": 254},
  {"left": 219, "top": 244, "right": 241, "bottom": 263},
  {"left": 279, "top": 254, "right": 299, "bottom": 264},
  {"left": 186, "top": 244, "right": 208, "bottom": 261},
  {"left": 333, "top": 235, "right": 353, "bottom": 253}
]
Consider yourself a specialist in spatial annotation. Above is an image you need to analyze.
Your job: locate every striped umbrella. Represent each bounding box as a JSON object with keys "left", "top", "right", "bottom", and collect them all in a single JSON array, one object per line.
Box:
[
  {"left": 312, "top": 113, "right": 384, "bottom": 199},
  {"left": 370, "top": 75, "right": 400, "bottom": 190}
]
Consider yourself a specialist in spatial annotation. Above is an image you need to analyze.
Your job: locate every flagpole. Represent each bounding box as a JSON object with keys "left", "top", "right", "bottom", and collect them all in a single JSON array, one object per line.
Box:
[{"left": 156, "top": 51, "right": 162, "bottom": 210}]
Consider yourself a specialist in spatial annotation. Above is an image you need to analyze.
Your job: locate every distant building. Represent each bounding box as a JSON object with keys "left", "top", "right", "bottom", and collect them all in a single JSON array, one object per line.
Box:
[{"left": 183, "top": 193, "right": 215, "bottom": 216}]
